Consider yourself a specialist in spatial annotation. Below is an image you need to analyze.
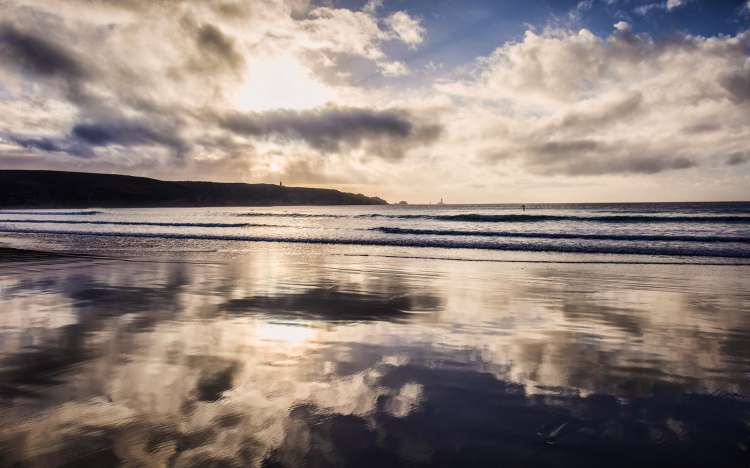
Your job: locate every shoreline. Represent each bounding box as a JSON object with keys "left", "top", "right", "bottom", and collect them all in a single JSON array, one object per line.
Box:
[
  {"left": 2, "top": 241, "right": 750, "bottom": 268},
  {"left": 0, "top": 246, "right": 84, "bottom": 263},
  {"left": 2, "top": 228, "right": 750, "bottom": 262}
]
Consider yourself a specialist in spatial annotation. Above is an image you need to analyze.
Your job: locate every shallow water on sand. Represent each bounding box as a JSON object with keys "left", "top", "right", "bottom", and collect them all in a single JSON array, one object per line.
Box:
[
  {"left": 0, "top": 238, "right": 749, "bottom": 467},
  {"left": 1, "top": 202, "right": 749, "bottom": 260}
]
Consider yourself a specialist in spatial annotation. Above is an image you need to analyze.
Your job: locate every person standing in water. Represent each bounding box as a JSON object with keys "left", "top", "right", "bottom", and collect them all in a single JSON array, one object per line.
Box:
[{"left": 522, "top": 204, "right": 526, "bottom": 211}]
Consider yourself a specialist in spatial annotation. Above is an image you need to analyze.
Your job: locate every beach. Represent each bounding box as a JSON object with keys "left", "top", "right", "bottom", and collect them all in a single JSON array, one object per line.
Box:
[
  {"left": 3, "top": 0, "right": 749, "bottom": 464},
  {"left": 0, "top": 203, "right": 749, "bottom": 467}
]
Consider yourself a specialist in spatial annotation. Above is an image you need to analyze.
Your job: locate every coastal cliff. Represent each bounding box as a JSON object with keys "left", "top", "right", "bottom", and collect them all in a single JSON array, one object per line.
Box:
[{"left": 0, "top": 170, "right": 387, "bottom": 207}]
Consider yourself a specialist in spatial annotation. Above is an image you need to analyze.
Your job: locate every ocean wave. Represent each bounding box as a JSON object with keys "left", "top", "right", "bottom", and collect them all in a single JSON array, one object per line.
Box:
[
  {"left": 237, "top": 212, "right": 343, "bottom": 218},
  {"left": 1, "top": 227, "right": 749, "bottom": 259},
  {"left": 231, "top": 212, "right": 750, "bottom": 224},
  {"left": 0, "top": 219, "right": 275, "bottom": 228},
  {"left": 372, "top": 227, "right": 750, "bottom": 243},
  {"left": 363, "top": 214, "right": 750, "bottom": 223},
  {"left": 0, "top": 210, "right": 102, "bottom": 216}
]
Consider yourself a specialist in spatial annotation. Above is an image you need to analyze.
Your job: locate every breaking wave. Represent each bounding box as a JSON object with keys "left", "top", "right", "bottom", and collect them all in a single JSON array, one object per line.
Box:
[
  {"left": 0, "top": 219, "right": 271, "bottom": 228},
  {"left": 1, "top": 227, "right": 749, "bottom": 259},
  {"left": 372, "top": 227, "right": 750, "bottom": 243},
  {"left": 231, "top": 212, "right": 750, "bottom": 224}
]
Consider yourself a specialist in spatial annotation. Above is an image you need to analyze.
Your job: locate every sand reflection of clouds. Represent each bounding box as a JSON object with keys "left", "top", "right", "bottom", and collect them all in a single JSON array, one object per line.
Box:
[
  {"left": 254, "top": 322, "right": 316, "bottom": 345},
  {"left": 1, "top": 252, "right": 749, "bottom": 466}
]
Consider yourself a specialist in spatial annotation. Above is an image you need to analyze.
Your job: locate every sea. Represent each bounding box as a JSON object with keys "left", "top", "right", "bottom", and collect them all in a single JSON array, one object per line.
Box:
[
  {"left": 0, "top": 202, "right": 749, "bottom": 467},
  {"left": 0, "top": 202, "right": 749, "bottom": 262}
]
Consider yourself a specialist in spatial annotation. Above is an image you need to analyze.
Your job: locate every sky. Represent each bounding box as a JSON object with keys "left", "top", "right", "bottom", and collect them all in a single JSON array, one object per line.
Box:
[{"left": 1, "top": 0, "right": 749, "bottom": 203}]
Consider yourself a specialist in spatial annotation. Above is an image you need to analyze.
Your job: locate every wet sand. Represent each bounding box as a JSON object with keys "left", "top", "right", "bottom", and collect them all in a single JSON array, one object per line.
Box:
[
  {"left": 0, "top": 243, "right": 749, "bottom": 467},
  {"left": 0, "top": 247, "right": 82, "bottom": 262}
]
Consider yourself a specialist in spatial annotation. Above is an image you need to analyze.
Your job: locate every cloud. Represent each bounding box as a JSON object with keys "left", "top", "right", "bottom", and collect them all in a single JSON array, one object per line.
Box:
[
  {"left": 72, "top": 120, "right": 186, "bottom": 154},
  {"left": 635, "top": 0, "right": 692, "bottom": 15},
  {"left": 378, "top": 61, "right": 409, "bottom": 77},
  {"left": 720, "top": 68, "right": 750, "bottom": 103},
  {"left": 568, "top": 0, "right": 594, "bottom": 22},
  {"left": 634, "top": 3, "right": 663, "bottom": 15},
  {"left": 0, "top": 0, "right": 438, "bottom": 173},
  {"left": 524, "top": 140, "right": 697, "bottom": 175},
  {"left": 10, "top": 136, "right": 65, "bottom": 153},
  {"left": 613, "top": 21, "right": 631, "bottom": 32},
  {"left": 3, "top": 115, "right": 187, "bottom": 160},
  {"left": 554, "top": 91, "right": 643, "bottom": 131},
  {"left": 299, "top": 7, "right": 390, "bottom": 60},
  {"left": 220, "top": 107, "right": 441, "bottom": 160},
  {"left": 273, "top": 159, "right": 348, "bottom": 184},
  {"left": 726, "top": 152, "right": 750, "bottom": 166},
  {"left": 363, "top": 0, "right": 383, "bottom": 15},
  {"left": 438, "top": 26, "right": 750, "bottom": 177},
  {"left": 666, "top": 0, "right": 686, "bottom": 10},
  {"left": 485, "top": 137, "right": 696, "bottom": 176},
  {"left": 0, "top": 23, "right": 87, "bottom": 82},
  {"left": 7, "top": 133, "right": 95, "bottom": 159},
  {"left": 385, "top": 11, "right": 425, "bottom": 47},
  {"left": 191, "top": 23, "right": 244, "bottom": 73}
]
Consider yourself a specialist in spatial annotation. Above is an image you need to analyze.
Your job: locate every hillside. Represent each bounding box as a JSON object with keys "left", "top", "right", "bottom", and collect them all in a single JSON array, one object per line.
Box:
[{"left": 0, "top": 170, "right": 387, "bottom": 208}]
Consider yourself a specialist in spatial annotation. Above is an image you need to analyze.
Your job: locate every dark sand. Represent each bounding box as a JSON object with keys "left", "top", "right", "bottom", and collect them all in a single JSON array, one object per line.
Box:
[{"left": 0, "top": 246, "right": 74, "bottom": 262}]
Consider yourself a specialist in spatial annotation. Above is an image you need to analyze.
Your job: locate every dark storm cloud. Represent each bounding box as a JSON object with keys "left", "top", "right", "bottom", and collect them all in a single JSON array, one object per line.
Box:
[
  {"left": 195, "top": 24, "right": 243, "bottom": 69},
  {"left": 524, "top": 139, "right": 697, "bottom": 176},
  {"left": 214, "top": 1, "right": 252, "bottom": 18},
  {"left": 10, "top": 137, "right": 64, "bottom": 153},
  {"left": 223, "top": 108, "right": 410, "bottom": 140},
  {"left": 8, "top": 134, "right": 96, "bottom": 159},
  {"left": 220, "top": 107, "right": 442, "bottom": 158},
  {"left": 480, "top": 140, "right": 604, "bottom": 165},
  {"left": 0, "top": 24, "right": 86, "bottom": 81},
  {"left": 531, "top": 139, "right": 603, "bottom": 159},
  {"left": 72, "top": 121, "right": 186, "bottom": 154},
  {"left": 549, "top": 155, "right": 697, "bottom": 176},
  {"left": 177, "top": 16, "right": 245, "bottom": 75},
  {"left": 77, "top": 0, "right": 257, "bottom": 18},
  {"left": 726, "top": 152, "right": 750, "bottom": 166},
  {"left": 487, "top": 138, "right": 698, "bottom": 176},
  {"left": 8, "top": 118, "right": 190, "bottom": 160},
  {"left": 720, "top": 69, "right": 750, "bottom": 103},
  {"left": 557, "top": 92, "right": 643, "bottom": 130},
  {"left": 682, "top": 122, "right": 722, "bottom": 134}
]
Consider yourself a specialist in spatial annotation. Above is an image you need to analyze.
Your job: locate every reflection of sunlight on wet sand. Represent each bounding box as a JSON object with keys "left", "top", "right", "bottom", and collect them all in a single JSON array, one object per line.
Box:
[
  {"left": 1, "top": 247, "right": 749, "bottom": 467},
  {"left": 254, "top": 322, "right": 316, "bottom": 346}
]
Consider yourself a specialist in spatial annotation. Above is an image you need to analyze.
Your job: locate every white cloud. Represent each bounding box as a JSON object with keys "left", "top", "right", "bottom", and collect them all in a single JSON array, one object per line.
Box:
[
  {"left": 436, "top": 26, "right": 750, "bottom": 180},
  {"left": 634, "top": 3, "right": 662, "bottom": 15},
  {"left": 385, "top": 11, "right": 425, "bottom": 47},
  {"left": 363, "top": 0, "right": 383, "bottom": 15},
  {"left": 636, "top": 0, "right": 692, "bottom": 14},
  {"left": 613, "top": 21, "right": 631, "bottom": 32},
  {"left": 666, "top": 0, "right": 684, "bottom": 10},
  {"left": 299, "top": 6, "right": 391, "bottom": 60},
  {"left": 378, "top": 61, "right": 409, "bottom": 77},
  {"left": 568, "top": 0, "right": 594, "bottom": 21}
]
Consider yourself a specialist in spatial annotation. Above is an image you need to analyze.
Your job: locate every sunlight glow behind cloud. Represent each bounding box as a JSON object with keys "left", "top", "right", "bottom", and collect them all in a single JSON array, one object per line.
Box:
[{"left": 234, "top": 54, "right": 334, "bottom": 111}]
